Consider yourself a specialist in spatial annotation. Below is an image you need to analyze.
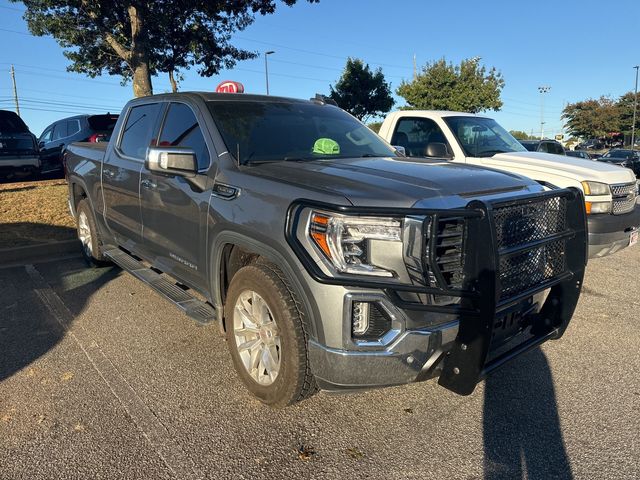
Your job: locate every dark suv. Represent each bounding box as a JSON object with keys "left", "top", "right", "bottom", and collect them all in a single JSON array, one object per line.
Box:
[
  {"left": 0, "top": 109, "right": 40, "bottom": 178},
  {"left": 519, "top": 139, "right": 566, "bottom": 155},
  {"left": 598, "top": 149, "right": 640, "bottom": 177},
  {"left": 39, "top": 114, "right": 118, "bottom": 173}
]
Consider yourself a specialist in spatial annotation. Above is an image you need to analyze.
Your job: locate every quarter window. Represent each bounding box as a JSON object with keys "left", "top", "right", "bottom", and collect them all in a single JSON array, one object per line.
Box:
[
  {"left": 119, "top": 103, "right": 162, "bottom": 160},
  {"left": 67, "top": 119, "right": 81, "bottom": 136},
  {"left": 158, "top": 103, "right": 210, "bottom": 170}
]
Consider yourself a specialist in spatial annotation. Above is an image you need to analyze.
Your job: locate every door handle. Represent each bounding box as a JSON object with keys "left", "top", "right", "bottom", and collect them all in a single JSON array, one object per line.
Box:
[{"left": 141, "top": 179, "right": 157, "bottom": 190}]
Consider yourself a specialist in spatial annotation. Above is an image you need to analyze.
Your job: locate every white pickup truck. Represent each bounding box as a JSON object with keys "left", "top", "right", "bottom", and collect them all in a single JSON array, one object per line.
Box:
[{"left": 379, "top": 111, "right": 640, "bottom": 258}]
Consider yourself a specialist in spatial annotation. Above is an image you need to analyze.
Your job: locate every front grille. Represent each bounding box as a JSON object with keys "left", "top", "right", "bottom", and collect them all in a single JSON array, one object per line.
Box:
[
  {"left": 611, "top": 182, "right": 637, "bottom": 215},
  {"left": 433, "top": 217, "right": 465, "bottom": 289},
  {"left": 493, "top": 196, "right": 568, "bottom": 300}
]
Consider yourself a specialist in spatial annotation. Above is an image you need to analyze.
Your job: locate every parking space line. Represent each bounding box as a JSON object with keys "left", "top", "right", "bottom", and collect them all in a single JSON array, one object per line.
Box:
[{"left": 24, "top": 264, "right": 202, "bottom": 480}]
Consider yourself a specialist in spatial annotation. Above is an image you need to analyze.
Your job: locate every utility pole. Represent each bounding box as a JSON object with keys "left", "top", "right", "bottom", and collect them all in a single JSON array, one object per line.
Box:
[
  {"left": 264, "top": 50, "right": 275, "bottom": 95},
  {"left": 413, "top": 54, "right": 417, "bottom": 80},
  {"left": 10, "top": 65, "right": 20, "bottom": 117},
  {"left": 538, "top": 85, "right": 551, "bottom": 139},
  {"left": 631, "top": 65, "right": 639, "bottom": 151}
]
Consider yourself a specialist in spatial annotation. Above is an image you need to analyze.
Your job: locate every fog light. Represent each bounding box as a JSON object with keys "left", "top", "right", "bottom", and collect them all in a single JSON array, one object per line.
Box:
[
  {"left": 351, "top": 301, "right": 393, "bottom": 340},
  {"left": 352, "top": 301, "right": 370, "bottom": 335}
]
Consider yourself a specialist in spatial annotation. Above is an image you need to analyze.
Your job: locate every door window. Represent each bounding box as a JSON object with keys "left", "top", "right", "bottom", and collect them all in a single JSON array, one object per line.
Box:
[
  {"left": 158, "top": 103, "right": 210, "bottom": 170},
  {"left": 119, "top": 103, "right": 162, "bottom": 160},
  {"left": 52, "top": 122, "right": 68, "bottom": 141},
  {"left": 392, "top": 117, "right": 450, "bottom": 157}
]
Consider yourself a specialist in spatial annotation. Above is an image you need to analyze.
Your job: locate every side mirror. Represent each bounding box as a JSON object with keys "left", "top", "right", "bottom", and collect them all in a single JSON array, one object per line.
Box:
[
  {"left": 38, "top": 141, "right": 45, "bottom": 149},
  {"left": 393, "top": 145, "right": 406, "bottom": 156},
  {"left": 425, "top": 142, "right": 452, "bottom": 159},
  {"left": 146, "top": 147, "right": 198, "bottom": 177}
]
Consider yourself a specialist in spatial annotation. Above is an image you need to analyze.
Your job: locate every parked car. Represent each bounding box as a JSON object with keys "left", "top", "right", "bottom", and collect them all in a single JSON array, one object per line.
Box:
[
  {"left": 576, "top": 139, "right": 605, "bottom": 151},
  {"left": 519, "top": 139, "right": 566, "bottom": 155},
  {"left": 39, "top": 113, "right": 118, "bottom": 173},
  {"left": 65, "top": 92, "right": 588, "bottom": 406},
  {"left": 378, "top": 111, "right": 640, "bottom": 258},
  {"left": 566, "top": 150, "right": 593, "bottom": 160},
  {"left": 0, "top": 109, "right": 40, "bottom": 178},
  {"left": 597, "top": 149, "right": 640, "bottom": 177}
]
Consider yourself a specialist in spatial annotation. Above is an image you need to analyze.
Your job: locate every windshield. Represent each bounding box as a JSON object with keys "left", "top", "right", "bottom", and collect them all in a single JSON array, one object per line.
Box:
[
  {"left": 443, "top": 116, "right": 527, "bottom": 157},
  {"left": 0, "top": 110, "right": 29, "bottom": 133},
  {"left": 207, "top": 100, "right": 396, "bottom": 164},
  {"left": 520, "top": 141, "right": 538, "bottom": 152},
  {"left": 603, "top": 150, "right": 632, "bottom": 159}
]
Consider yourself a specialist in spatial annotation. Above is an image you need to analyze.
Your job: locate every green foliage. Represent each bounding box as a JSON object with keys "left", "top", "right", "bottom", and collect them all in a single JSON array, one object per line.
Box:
[
  {"left": 396, "top": 58, "right": 504, "bottom": 113},
  {"left": 561, "top": 94, "right": 635, "bottom": 138},
  {"left": 329, "top": 58, "right": 394, "bottom": 121},
  {"left": 13, "top": 0, "right": 318, "bottom": 96},
  {"left": 367, "top": 122, "right": 382, "bottom": 133},
  {"left": 509, "top": 130, "right": 534, "bottom": 140}
]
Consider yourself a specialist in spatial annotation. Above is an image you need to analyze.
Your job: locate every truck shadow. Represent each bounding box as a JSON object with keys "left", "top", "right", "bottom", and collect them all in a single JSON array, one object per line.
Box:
[
  {"left": 483, "top": 347, "right": 572, "bottom": 480},
  {"left": 0, "top": 257, "right": 118, "bottom": 383}
]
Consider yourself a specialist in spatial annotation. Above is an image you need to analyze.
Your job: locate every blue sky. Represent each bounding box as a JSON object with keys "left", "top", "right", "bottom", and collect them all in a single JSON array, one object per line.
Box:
[{"left": 0, "top": 0, "right": 639, "bottom": 136}]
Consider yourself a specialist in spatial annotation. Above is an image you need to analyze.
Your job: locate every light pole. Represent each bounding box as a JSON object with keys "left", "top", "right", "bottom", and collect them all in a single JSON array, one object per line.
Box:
[
  {"left": 264, "top": 51, "right": 275, "bottom": 95},
  {"left": 631, "top": 65, "right": 639, "bottom": 151},
  {"left": 538, "top": 85, "right": 551, "bottom": 139}
]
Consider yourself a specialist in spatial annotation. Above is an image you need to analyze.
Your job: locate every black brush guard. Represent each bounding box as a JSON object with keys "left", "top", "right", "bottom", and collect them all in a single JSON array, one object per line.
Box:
[{"left": 287, "top": 188, "right": 587, "bottom": 396}]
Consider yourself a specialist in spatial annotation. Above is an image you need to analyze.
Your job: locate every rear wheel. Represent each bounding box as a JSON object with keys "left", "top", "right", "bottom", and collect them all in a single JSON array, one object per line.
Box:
[
  {"left": 225, "top": 262, "right": 317, "bottom": 407},
  {"left": 76, "top": 199, "right": 109, "bottom": 267}
]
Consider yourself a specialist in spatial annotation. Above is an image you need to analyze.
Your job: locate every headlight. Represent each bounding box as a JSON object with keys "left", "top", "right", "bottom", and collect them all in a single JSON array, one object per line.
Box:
[
  {"left": 585, "top": 201, "right": 611, "bottom": 214},
  {"left": 308, "top": 211, "right": 402, "bottom": 277},
  {"left": 581, "top": 181, "right": 610, "bottom": 196}
]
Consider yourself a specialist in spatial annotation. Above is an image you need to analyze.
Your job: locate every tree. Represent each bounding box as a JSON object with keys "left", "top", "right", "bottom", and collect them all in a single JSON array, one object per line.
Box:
[
  {"left": 397, "top": 57, "right": 504, "bottom": 113},
  {"left": 510, "top": 130, "right": 536, "bottom": 140},
  {"left": 562, "top": 96, "right": 620, "bottom": 139},
  {"left": 367, "top": 121, "right": 382, "bottom": 133},
  {"left": 14, "top": 0, "right": 318, "bottom": 97},
  {"left": 329, "top": 58, "right": 394, "bottom": 122}
]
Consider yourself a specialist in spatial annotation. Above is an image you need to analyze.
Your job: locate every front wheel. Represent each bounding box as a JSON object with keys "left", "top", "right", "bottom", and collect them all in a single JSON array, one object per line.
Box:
[{"left": 225, "top": 262, "right": 317, "bottom": 407}]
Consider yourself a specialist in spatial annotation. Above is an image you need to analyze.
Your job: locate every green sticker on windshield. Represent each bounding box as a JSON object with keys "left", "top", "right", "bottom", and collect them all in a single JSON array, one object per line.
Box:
[{"left": 312, "top": 138, "right": 340, "bottom": 155}]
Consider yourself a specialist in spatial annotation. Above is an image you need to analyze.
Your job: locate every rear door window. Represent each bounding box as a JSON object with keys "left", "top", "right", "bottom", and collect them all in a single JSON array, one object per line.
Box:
[
  {"left": 67, "top": 120, "right": 81, "bottom": 137},
  {"left": 119, "top": 103, "right": 162, "bottom": 160},
  {"left": 158, "top": 103, "right": 210, "bottom": 170},
  {"left": 392, "top": 117, "right": 450, "bottom": 157},
  {"left": 52, "top": 122, "right": 68, "bottom": 141}
]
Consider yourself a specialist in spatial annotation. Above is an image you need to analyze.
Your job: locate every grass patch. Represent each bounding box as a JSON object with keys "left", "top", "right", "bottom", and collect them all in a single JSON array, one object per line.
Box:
[{"left": 0, "top": 179, "right": 76, "bottom": 248}]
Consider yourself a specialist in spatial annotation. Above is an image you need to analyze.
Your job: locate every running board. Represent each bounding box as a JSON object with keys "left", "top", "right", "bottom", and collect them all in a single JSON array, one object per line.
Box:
[{"left": 105, "top": 248, "right": 215, "bottom": 325}]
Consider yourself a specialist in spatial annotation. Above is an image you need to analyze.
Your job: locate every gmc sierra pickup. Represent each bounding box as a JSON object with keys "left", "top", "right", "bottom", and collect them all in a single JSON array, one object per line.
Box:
[
  {"left": 379, "top": 111, "right": 640, "bottom": 258},
  {"left": 65, "top": 92, "right": 587, "bottom": 406}
]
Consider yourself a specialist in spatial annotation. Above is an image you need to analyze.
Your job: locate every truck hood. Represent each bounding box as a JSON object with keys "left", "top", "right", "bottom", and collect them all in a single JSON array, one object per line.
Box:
[
  {"left": 484, "top": 151, "right": 636, "bottom": 184},
  {"left": 250, "top": 156, "right": 535, "bottom": 208}
]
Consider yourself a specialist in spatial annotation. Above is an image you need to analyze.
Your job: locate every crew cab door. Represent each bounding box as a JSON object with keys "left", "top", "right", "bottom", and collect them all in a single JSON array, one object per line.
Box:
[
  {"left": 103, "top": 102, "right": 163, "bottom": 249},
  {"left": 138, "top": 102, "right": 214, "bottom": 288}
]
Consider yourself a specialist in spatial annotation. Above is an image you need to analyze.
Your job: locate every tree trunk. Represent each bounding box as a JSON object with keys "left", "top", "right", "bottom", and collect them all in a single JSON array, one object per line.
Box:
[
  {"left": 132, "top": 63, "right": 153, "bottom": 97},
  {"left": 169, "top": 70, "right": 178, "bottom": 93},
  {"left": 128, "top": 5, "right": 153, "bottom": 98}
]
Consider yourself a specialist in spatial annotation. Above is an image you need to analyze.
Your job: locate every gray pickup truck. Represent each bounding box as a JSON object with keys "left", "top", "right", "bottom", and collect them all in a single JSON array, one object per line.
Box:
[{"left": 65, "top": 92, "right": 587, "bottom": 406}]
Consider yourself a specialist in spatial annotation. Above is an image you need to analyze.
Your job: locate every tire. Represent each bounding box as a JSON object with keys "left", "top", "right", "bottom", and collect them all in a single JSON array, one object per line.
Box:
[
  {"left": 76, "top": 198, "right": 109, "bottom": 267},
  {"left": 225, "top": 262, "right": 317, "bottom": 407}
]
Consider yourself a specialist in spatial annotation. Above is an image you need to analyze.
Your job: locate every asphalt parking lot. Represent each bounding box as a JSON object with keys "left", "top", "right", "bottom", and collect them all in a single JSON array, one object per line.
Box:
[{"left": 1, "top": 246, "right": 639, "bottom": 480}]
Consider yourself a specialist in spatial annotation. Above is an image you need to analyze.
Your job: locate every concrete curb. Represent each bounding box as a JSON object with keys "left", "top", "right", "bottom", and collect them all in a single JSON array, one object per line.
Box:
[{"left": 0, "top": 239, "right": 81, "bottom": 266}]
